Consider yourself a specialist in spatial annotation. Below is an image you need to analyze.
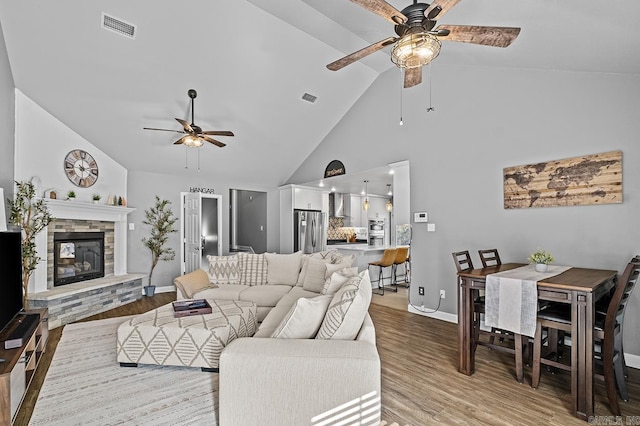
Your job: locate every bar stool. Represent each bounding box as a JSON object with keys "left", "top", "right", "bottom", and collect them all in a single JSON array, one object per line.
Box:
[
  {"left": 392, "top": 246, "right": 410, "bottom": 287},
  {"left": 368, "top": 248, "right": 397, "bottom": 295}
]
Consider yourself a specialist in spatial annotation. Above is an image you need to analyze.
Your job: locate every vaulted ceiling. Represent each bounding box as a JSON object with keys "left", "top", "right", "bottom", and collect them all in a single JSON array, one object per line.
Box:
[{"left": 1, "top": 1, "right": 638, "bottom": 189}]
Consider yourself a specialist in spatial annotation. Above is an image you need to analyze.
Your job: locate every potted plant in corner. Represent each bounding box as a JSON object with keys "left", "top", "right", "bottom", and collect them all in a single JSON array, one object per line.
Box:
[
  {"left": 8, "top": 181, "right": 53, "bottom": 307},
  {"left": 528, "top": 248, "right": 554, "bottom": 272},
  {"left": 142, "top": 196, "right": 178, "bottom": 296}
]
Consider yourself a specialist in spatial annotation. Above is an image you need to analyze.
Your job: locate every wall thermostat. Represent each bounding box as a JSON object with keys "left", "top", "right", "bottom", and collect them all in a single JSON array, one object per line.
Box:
[{"left": 414, "top": 212, "right": 428, "bottom": 223}]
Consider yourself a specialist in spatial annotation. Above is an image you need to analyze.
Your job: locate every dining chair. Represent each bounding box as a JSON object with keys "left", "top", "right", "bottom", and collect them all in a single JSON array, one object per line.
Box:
[
  {"left": 392, "top": 246, "right": 410, "bottom": 287},
  {"left": 368, "top": 248, "right": 398, "bottom": 295},
  {"left": 478, "top": 248, "right": 501, "bottom": 268},
  {"left": 532, "top": 256, "right": 640, "bottom": 415}
]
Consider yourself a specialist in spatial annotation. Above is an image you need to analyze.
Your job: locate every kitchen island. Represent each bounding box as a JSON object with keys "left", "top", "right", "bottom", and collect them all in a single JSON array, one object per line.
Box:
[{"left": 331, "top": 244, "right": 409, "bottom": 284}]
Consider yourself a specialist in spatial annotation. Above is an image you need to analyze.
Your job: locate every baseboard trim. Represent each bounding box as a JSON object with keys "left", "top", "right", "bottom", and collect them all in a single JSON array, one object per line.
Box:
[
  {"left": 407, "top": 304, "right": 457, "bottom": 323},
  {"left": 140, "top": 285, "right": 175, "bottom": 295},
  {"left": 406, "top": 305, "right": 640, "bottom": 370}
]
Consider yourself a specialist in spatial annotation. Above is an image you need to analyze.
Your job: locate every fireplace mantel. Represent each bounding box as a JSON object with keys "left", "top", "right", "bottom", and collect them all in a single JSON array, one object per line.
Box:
[
  {"left": 43, "top": 199, "right": 135, "bottom": 221},
  {"left": 31, "top": 199, "right": 135, "bottom": 294}
]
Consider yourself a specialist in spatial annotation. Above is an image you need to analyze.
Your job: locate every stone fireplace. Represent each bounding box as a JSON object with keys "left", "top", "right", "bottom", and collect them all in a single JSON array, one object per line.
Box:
[{"left": 27, "top": 199, "right": 144, "bottom": 328}]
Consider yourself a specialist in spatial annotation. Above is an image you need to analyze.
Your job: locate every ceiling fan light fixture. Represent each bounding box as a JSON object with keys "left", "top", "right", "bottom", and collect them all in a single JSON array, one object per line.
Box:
[
  {"left": 391, "top": 33, "right": 441, "bottom": 69},
  {"left": 183, "top": 135, "right": 203, "bottom": 148}
]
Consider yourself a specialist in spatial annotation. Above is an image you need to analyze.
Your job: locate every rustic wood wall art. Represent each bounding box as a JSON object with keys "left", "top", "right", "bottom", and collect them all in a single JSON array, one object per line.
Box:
[{"left": 503, "top": 150, "right": 622, "bottom": 209}]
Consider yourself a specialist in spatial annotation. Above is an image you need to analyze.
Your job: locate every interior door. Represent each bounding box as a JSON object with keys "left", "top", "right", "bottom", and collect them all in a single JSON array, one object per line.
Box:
[{"left": 182, "top": 192, "right": 201, "bottom": 274}]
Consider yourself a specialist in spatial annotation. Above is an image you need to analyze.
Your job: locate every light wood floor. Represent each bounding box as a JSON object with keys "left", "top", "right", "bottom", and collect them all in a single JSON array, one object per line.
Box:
[{"left": 16, "top": 292, "right": 640, "bottom": 425}]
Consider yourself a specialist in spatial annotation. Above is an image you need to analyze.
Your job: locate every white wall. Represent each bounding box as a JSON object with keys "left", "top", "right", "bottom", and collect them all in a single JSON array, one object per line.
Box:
[
  {"left": 127, "top": 170, "right": 280, "bottom": 289},
  {"left": 0, "top": 20, "right": 15, "bottom": 199},
  {"left": 287, "top": 64, "right": 640, "bottom": 357},
  {"left": 14, "top": 90, "right": 127, "bottom": 201}
]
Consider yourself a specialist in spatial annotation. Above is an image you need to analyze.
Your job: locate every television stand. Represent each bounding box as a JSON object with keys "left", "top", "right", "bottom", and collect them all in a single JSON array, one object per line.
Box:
[
  {"left": 0, "top": 308, "right": 48, "bottom": 424},
  {"left": 3, "top": 313, "right": 40, "bottom": 350}
]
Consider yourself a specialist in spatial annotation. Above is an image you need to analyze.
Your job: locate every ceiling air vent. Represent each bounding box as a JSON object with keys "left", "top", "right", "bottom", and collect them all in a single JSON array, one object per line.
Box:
[
  {"left": 301, "top": 93, "right": 317, "bottom": 104},
  {"left": 102, "top": 13, "right": 136, "bottom": 39}
]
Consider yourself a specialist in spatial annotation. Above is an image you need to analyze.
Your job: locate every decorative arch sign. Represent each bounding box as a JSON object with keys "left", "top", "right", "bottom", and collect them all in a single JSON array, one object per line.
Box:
[{"left": 324, "top": 160, "right": 346, "bottom": 178}]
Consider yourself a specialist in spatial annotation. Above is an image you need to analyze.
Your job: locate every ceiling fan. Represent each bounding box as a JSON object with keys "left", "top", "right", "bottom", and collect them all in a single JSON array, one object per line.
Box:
[
  {"left": 327, "top": 0, "right": 521, "bottom": 88},
  {"left": 143, "top": 89, "right": 234, "bottom": 148}
]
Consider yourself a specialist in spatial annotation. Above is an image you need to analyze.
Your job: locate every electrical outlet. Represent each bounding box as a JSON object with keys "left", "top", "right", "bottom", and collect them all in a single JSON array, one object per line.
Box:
[
  {"left": 418, "top": 286, "right": 425, "bottom": 296},
  {"left": 439, "top": 290, "right": 446, "bottom": 299}
]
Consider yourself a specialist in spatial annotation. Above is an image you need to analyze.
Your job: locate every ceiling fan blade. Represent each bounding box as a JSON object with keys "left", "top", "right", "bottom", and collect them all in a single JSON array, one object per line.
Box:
[
  {"left": 404, "top": 67, "right": 422, "bottom": 88},
  {"left": 327, "top": 37, "right": 397, "bottom": 71},
  {"left": 201, "top": 130, "right": 235, "bottom": 137},
  {"left": 173, "top": 136, "right": 187, "bottom": 145},
  {"left": 175, "top": 118, "right": 194, "bottom": 133},
  {"left": 435, "top": 25, "right": 521, "bottom": 48},
  {"left": 425, "top": 0, "right": 461, "bottom": 20},
  {"left": 201, "top": 136, "right": 226, "bottom": 148},
  {"left": 350, "top": 0, "right": 406, "bottom": 24},
  {"left": 143, "top": 127, "right": 185, "bottom": 134}
]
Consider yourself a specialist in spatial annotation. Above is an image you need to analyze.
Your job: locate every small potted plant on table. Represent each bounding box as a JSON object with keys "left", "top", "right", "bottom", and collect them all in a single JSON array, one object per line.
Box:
[
  {"left": 92, "top": 194, "right": 101, "bottom": 204},
  {"left": 67, "top": 190, "right": 76, "bottom": 200},
  {"left": 528, "top": 248, "right": 554, "bottom": 272}
]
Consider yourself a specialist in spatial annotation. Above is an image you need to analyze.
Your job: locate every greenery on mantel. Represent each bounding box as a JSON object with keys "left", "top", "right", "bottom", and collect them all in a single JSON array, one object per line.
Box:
[
  {"left": 142, "top": 196, "right": 177, "bottom": 287},
  {"left": 8, "top": 181, "right": 53, "bottom": 306}
]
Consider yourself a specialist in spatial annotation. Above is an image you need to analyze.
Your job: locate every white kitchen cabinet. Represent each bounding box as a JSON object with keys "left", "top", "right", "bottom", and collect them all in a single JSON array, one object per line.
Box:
[
  {"left": 348, "top": 195, "right": 363, "bottom": 227},
  {"left": 293, "top": 187, "right": 323, "bottom": 211}
]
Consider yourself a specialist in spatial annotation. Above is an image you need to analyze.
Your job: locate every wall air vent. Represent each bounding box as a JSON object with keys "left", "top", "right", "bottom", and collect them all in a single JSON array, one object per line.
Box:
[
  {"left": 102, "top": 13, "right": 136, "bottom": 39},
  {"left": 301, "top": 93, "right": 318, "bottom": 104}
]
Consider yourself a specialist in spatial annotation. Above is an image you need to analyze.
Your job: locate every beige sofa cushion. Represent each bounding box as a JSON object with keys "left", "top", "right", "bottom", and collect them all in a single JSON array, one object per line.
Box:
[
  {"left": 191, "top": 284, "right": 249, "bottom": 301},
  {"left": 238, "top": 253, "right": 267, "bottom": 286},
  {"left": 173, "top": 269, "right": 216, "bottom": 299},
  {"left": 301, "top": 256, "right": 356, "bottom": 293},
  {"left": 322, "top": 267, "right": 359, "bottom": 295},
  {"left": 265, "top": 251, "right": 302, "bottom": 285},
  {"left": 296, "top": 250, "right": 354, "bottom": 287},
  {"left": 255, "top": 287, "right": 320, "bottom": 337},
  {"left": 270, "top": 295, "right": 332, "bottom": 339},
  {"left": 238, "top": 285, "right": 292, "bottom": 307},
  {"left": 316, "top": 270, "right": 372, "bottom": 340},
  {"left": 207, "top": 255, "right": 240, "bottom": 285}
]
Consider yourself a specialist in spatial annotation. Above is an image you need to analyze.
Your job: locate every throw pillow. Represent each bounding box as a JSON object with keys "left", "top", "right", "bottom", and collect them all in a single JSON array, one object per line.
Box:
[
  {"left": 173, "top": 269, "right": 216, "bottom": 299},
  {"left": 301, "top": 257, "right": 329, "bottom": 293},
  {"left": 265, "top": 251, "right": 302, "bottom": 285},
  {"left": 238, "top": 252, "right": 268, "bottom": 286},
  {"left": 316, "top": 270, "right": 372, "bottom": 340},
  {"left": 270, "top": 294, "right": 333, "bottom": 339},
  {"left": 207, "top": 255, "right": 240, "bottom": 285},
  {"left": 296, "top": 250, "right": 350, "bottom": 286},
  {"left": 322, "top": 267, "right": 359, "bottom": 295}
]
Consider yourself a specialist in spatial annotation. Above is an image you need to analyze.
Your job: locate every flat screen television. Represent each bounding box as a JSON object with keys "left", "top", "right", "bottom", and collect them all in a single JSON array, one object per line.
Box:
[{"left": 0, "top": 230, "right": 24, "bottom": 334}]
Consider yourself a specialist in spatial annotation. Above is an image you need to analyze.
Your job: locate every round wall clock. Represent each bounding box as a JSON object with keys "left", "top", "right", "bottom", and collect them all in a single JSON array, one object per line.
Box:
[{"left": 64, "top": 149, "right": 99, "bottom": 188}]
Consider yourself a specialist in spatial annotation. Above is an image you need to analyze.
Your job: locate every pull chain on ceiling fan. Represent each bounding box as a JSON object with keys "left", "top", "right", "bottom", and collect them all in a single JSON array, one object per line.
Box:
[
  {"left": 144, "top": 89, "right": 234, "bottom": 148},
  {"left": 327, "top": 0, "right": 521, "bottom": 88}
]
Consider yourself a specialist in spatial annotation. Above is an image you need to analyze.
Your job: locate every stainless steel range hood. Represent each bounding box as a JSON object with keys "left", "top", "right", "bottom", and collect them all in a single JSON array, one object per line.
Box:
[{"left": 329, "top": 192, "right": 345, "bottom": 217}]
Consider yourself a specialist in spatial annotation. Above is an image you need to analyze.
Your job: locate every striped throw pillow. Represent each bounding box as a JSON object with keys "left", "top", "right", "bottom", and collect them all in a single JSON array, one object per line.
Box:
[
  {"left": 316, "top": 270, "right": 372, "bottom": 340},
  {"left": 238, "top": 253, "right": 268, "bottom": 286}
]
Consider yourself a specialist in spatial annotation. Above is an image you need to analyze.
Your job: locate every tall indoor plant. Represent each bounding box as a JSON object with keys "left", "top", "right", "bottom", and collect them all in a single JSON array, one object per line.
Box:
[
  {"left": 142, "top": 195, "right": 178, "bottom": 296},
  {"left": 8, "top": 180, "right": 53, "bottom": 307}
]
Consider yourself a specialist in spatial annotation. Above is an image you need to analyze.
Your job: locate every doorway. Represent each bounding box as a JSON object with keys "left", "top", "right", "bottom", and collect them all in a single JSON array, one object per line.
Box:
[
  {"left": 180, "top": 192, "right": 222, "bottom": 274},
  {"left": 229, "top": 189, "right": 267, "bottom": 254}
]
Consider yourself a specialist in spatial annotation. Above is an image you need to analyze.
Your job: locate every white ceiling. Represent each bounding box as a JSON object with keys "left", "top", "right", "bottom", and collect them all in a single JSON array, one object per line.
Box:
[{"left": 1, "top": 1, "right": 639, "bottom": 189}]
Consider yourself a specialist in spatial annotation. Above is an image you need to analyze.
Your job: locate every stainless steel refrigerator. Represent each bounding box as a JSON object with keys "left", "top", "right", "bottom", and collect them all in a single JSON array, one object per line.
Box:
[{"left": 294, "top": 210, "right": 326, "bottom": 254}]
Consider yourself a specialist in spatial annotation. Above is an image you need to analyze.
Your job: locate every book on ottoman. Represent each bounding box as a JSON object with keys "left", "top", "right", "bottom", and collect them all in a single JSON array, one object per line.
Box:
[{"left": 172, "top": 299, "right": 212, "bottom": 317}]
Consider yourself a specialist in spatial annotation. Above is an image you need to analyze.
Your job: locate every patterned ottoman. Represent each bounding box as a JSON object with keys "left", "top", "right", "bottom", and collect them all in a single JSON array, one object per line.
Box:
[{"left": 116, "top": 299, "right": 257, "bottom": 372}]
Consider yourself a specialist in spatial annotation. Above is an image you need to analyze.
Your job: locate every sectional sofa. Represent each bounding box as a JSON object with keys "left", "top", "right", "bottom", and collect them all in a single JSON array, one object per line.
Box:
[{"left": 173, "top": 250, "right": 381, "bottom": 425}]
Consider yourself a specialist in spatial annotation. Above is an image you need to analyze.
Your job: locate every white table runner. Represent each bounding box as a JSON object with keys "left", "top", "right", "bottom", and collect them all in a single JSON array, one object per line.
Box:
[{"left": 485, "top": 264, "right": 571, "bottom": 337}]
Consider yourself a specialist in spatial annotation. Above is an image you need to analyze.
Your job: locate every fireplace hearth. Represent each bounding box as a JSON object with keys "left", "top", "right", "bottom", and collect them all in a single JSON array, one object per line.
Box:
[{"left": 53, "top": 232, "right": 105, "bottom": 286}]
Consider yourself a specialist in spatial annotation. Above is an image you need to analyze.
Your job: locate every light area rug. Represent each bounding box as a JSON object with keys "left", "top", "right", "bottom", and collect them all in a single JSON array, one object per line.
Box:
[{"left": 29, "top": 316, "right": 218, "bottom": 426}]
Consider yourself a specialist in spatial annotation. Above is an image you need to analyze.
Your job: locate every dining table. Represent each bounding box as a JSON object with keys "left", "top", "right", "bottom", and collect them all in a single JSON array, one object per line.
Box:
[{"left": 457, "top": 263, "right": 617, "bottom": 420}]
